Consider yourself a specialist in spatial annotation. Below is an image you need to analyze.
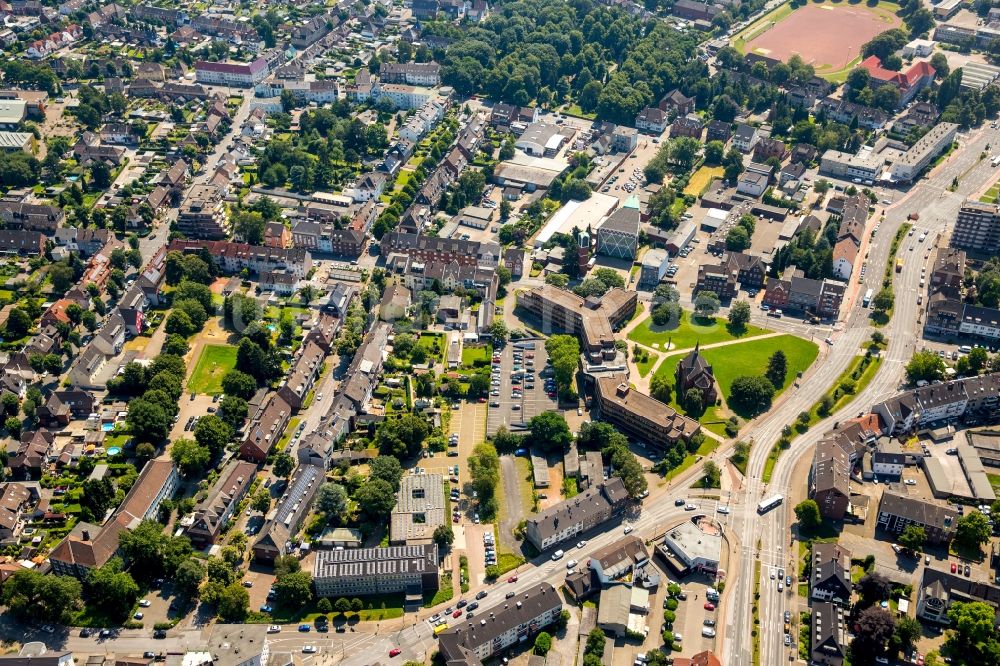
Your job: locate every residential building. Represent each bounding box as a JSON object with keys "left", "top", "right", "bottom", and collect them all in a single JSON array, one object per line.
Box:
[
  {"left": 588, "top": 536, "right": 650, "bottom": 584},
  {"left": 438, "top": 583, "right": 562, "bottom": 665},
  {"left": 952, "top": 200, "right": 1000, "bottom": 255},
  {"left": 819, "top": 148, "right": 883, "bottom": 182},
  {"left": 753, "top": 136, "right": 787, "bottom": 162},
  {"left": 379, "top": 62, "right": 441, "bottom": 86},
  {"left": 313, "top": 544, "right": 439, "bottom": 597},
  {"left": 276, "top": 340, "right": 325, "bottom": 412},
  {"left": 0, "top": 230, "right": 45, "bottom": 255},
  {"left": 380, "top": 232, "right": 500, "bottom": 268},
  {"left": 811, "top": 602, "right": 848, "bottom": 666},
  {"left": 0, "top": 483, "right": 33, "bottom": 544},
  {"left": 597, "top": 583, "right": 650, "bottom": 637},
  {"left": 811, "top": 543, "right": 852, "bottom": 604},
  {"left": 732, "top": 124, "right": 758, "bottom": 152},
  {"left": 929, "top": 247, "right": 965, "bottom": 299},
  {"left": 177, "top": 185, "right": 229, "bottom": 239},
  {"left": 37, "top": 390, "right": 95, "bottom": 426},
  {"left": 736, "top": 170, "right": 768, "bottom": 197},
  {"left": 518, "top": 285, "right": 637, "bottom": 362},
  {"left": 49, "top": 459, "right": 179, "bottom": 578},
  {"left": 593, "top": 376, "right": 701, "bottom": 451},
  {"left": 194, "top": 59, "right": 269, "bottom": 87},
  {"left": 635, "top": 107, "right": 667, "bottom": 133},
  {"left": 525, "top": 477, "right": 629, "bottom": 551},
  {"left": 252, "top": 464, "right": 321, "bottom": 564},
  {"left": 889, "top": 122, "right": 958, "bottom": 183},
  {"left": 658, "top": 89, "right": 696, "bottom": 117},
  {"left": 612, "top": 126, "right": 638, "bottom": 152},
  {"left": 380, "top": 283, "right": 411, "bottom": 321},
  {"left": 168, "top": 239, "right": 311, "bottom": 277},
  {"left": 240, "top": 394, "right": 293, "bottom": 463},
  {"left": 390, "top": 473, "right": 446, "bottom": 545},
  {"left": 818, "top": 97, "right": 888, "bottom": 129},
  {"left": 183, "top": 460, "right": 257, "bottom": 547},
  {"left": 670, "top": 114, "right": 703, "bottom": 139},
  {"left": 706, "top": 120, "right": 731, "bottom": 144},
  {"left": 877, "top": 492, "right": 958, "bottom": 545},
  {"left": 809, "top": 438, "right": 851, "bottom": 521},
  {"left": 873, "top": 374, "right": 1000, "bottom": 435}
]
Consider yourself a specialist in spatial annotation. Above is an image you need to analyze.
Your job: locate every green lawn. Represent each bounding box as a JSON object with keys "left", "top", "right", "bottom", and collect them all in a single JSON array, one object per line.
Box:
[
  {"left": 462, "top": 344, "right": 491, "bottom": 368},
  {"left": 636, "top": 351, "right": 659, "bottom": 378},
  {"left": 628, "top": 311, "right": 769, "bottom": 351},
  {"left": 418, "top": 333, "right": 445, "bottom": 362},
  {"left": 654, "top": 334, "right": 819, "bottom": 427},
  {"left": 187, "top": 344, "right": 237, "bottom": 394}
]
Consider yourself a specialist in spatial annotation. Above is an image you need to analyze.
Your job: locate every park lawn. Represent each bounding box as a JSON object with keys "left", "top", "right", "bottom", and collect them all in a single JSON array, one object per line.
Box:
[
  {"left": 636, "top": 350, "right": 659, "bottom": 378},
  {"left": 981, "top": 182, "right": 999, "bottom": 204},
  {"left": 187, "top": 344, "right": 237, "bottom": 394},
  {"left": 684, "top": 166, "right": 724, "bottom": 197},
  {"left": 628, "top": 310, "right": 769, "bottom": 351},
  {"left": 654, "top": 334, "right": 819, "bottom": 428}
]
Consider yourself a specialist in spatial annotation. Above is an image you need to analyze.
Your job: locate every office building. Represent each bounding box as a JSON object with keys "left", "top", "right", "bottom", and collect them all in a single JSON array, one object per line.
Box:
[
  {"left": 594, "top": 375, "right": 701, "bottom": 450},
  {"left": 952, "top": 200, "right": 1000, "bottom": 255},
  {"left": 312, "top": 544, "right": 439, "bottom": 597}
]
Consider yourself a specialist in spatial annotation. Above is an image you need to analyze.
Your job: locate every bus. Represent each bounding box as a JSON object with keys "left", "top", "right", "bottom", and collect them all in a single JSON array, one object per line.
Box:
[
  {"left": 757, "top": 494, "right": 784, "bottom": 515},
  {"left": 896, "top": 257, "right": 904, "bottom": 274},
  {"left": 862, "top": 288, "right": 873, "bottom": 308}
]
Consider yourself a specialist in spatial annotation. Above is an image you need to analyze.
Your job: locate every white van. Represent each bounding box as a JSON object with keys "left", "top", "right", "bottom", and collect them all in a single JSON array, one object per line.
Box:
[{"left": 551, "top": 549, "right": 564, "bottom": 561}]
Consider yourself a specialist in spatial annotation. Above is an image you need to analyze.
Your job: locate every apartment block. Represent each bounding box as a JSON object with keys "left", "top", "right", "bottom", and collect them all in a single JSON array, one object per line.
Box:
[{"left": 525, "top": 477, "right": 629, "bottom": 551}]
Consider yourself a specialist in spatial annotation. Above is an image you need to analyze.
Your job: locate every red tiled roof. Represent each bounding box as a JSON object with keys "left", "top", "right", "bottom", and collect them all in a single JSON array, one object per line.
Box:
[{"left": 860, "top": 56, "right": 935, "bottom": 90}]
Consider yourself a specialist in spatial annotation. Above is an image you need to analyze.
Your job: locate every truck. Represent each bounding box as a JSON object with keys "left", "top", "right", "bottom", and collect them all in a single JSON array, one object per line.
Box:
[
  {"left": 863, "top": 288, "right": 874, "bottom": 308},
  {"left": 896, "top": 257, "right": 904, "bottom": 273},
  {"left": 757, "top": 494, "right": 784, "bottom": 514}
]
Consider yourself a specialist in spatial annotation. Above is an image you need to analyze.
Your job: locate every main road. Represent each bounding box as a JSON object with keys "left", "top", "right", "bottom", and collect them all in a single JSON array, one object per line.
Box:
[{"left": 726, "top": 121, "right": 1000, "bottom": 666}]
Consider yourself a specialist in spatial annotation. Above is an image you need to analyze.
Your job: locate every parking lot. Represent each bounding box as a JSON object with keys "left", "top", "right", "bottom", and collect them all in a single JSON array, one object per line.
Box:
[{"left": 486, "top": 340, "right": 557, "bottom": 437}]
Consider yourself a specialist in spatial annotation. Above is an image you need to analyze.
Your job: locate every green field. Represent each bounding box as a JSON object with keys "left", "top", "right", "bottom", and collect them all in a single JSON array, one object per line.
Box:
[
  {"left": 654, "top": 334, "right": 819, "bottom": 429},
  {"left": 684, "top": 166, "right": 725, "bottom": 197},
  {"left": 462, "top": 344, "right": 492, "bottom": 367},
  {"left": 981, "top": 182, "right": 999, "bottom": 204},
  {"left": 187, "top": 344, "right": 237, "bottom": 394},
  {"left": 628, "top": 311, "right": 769, "bottom": 351},
  {"left": 418, "top": 333, "right": 445, "bottom": 362}
]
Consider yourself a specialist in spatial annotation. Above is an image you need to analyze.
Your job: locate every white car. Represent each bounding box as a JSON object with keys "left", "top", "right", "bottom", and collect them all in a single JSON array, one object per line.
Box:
[
  {"left": 623, "top": 525, "right": 634, "bottom": 534},
  {"left": 717, "top": 506, "right": 730, "bottom": 515},
  {"left": 139, "top": 599, "right": 151, "bottom": 607},
  {"left": 576, "top": 540, "right": 587, "bottom": 549},
  {"left": 685, "top": 503, "right": 697, "bottom": 511},
  {"left": 702, "top": 627, "right": 717, "bottom": 638},
  {"left": 302, "top": 646, "right": 317, "bottom": 654},
  {"left": 566, "top": 559, "right": 578, "bottom": 570},
  {"left": 267, "top": 625, "right": 281, "bottom": 633}
]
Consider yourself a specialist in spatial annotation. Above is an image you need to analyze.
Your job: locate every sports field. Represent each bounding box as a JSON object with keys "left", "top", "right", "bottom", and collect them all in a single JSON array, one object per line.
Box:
[
  {"left": 735, "top": 0, "right": 902, "bottom": 83},
  {"left": 187, "top": 344, "right": 237, "bottom": 394}
]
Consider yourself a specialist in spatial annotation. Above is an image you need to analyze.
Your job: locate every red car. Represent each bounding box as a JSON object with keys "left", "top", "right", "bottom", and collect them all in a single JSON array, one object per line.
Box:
[
  {"left": 452, "top": 610, "right": 463, "bottom": 618},
  {"left": 478, "top": 397, "right": 487, "bottom": 403},
  {"left": 951, "top": 562, "right": 958, "bottom": 573},
  {"left": 389, "top": 649, "right": 401, "bottom": 658},
  {"left": 704, "top": 602, "right": 716, "bottom": 611},
  {"left": 508, "top": 576, "right": 518, "bottom": 583}
]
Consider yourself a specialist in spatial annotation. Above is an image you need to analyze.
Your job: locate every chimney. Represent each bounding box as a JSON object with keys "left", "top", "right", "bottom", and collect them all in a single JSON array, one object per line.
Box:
[{"left": 82, "top": 529, "right": 90, "bottom": 541}]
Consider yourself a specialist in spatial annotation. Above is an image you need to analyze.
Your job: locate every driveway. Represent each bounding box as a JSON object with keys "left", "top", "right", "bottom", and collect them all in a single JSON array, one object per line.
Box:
[{"left": 499, "top": 455, "right": 527, "bottom": 552}]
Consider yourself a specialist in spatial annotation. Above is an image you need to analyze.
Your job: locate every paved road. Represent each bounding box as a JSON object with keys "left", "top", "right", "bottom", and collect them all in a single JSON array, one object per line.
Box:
[{"left": 724, "top": 120, "right": 1000, "bottom": 666}]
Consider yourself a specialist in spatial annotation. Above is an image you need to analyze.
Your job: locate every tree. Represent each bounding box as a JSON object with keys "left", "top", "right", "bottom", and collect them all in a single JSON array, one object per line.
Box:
[
  {"left": 117, "top": 520, "right": 193, "bottom": 583},
  {"left": 0, "top": 569, "right": 82, "bottom": 623},
  {"left": 704, "top": 140, "right": 725, "bottom": 165},
  {"left": 533, "top": 632, "right": 552, "bottom": 656},
  {"left": 931, "top": 52, "right": 950, "bottom": 78},
  {"left": 273, "top": 570, "right": 313, "bottom": 608},
  {"left": 650, "top": 372, "right": 672, "bottom": 404},
  {"left": 898, "top": 525, "right": 926, "bottom": 552},
  {"left": 86, "top": 558, "right": 140, "bottom": 621},
  {"left": 219, "top": 395, "right": 248, "bottom": 429},
  {"left": 726, "top": 225, "right": 751, "bottom": 251},
  {"left": 174, "top": 558, "right": 206, "bottom": 599},
  {"left": 193, "top": 414, "right": 231, "bottom": 457},
  {"left": 728, "top": 375, "right": 776, "bottom": 414},
  {"left": 906, "top": 350, "right": 946, "bottom": 384},
  {"left": 171, "top": 438, "right": 210, "bottom": 476},
  {"left": 694, "top": 291, "right": 720, "bottom": 317},
  {"left": 375, "top": 414, "right": 430, "bottom": 458},
  {"left": 852, "top": 606, "right": 896, "bottom": 662},
  {"left": 699, "top": 460, "right": 721, "bottom": 488},
  {"left": 945, "top": 601, "right": 1000, "bottom": 664},
  {"left": 684, "top": 388, "right": 705, "bottom": 416},
  {"left": 968, "top": 346, "right": 989, "bottom": 373},
  {"left": 528, "top": 411, "right": 573, "bottom": 453},
  {"left": 433, "top": 524, "right": 455, "bottom": 547},
  {"left": 273, "top": 452, "right": 295, "bottom": 478},
  {"left": 81, "top": 477, "right": 116, "bottom": 521},
  {"left": 355, "top": 477, "right": 395, "bottom": 518},
  {"left": 5, "top": 308, "right": 31, "bottom": 339},
  {"left": 791, "top": 498, "right": 821, "bottom": 528},
  {"left": 316, "top": 482, "right": 348, "bottom": 518},
  {"left": 334, "top": 597, "right": 352, "bottom": 614},
  {"left": 545, "top": 334, "right": 580, "bottom": 399},
  {"left": 894, "top": 614, "right": 921, "bottom": 651},
  {"left": 728, "top": 301, "right": 751, "bottom": 330},
  {"left": 857, "top": 572, "right": 892, "bottom": 605},
  {"left": 317, "top": 597, "right": 333, "bottom": 614},
  {"left": 216, "top": 582, "right": 249, "bottom": 622},
  {"left": 50, "top": 263, "right": 74, "bottom": 294},
  {"left": 222, "top": 370, "right": 257, "bottom": 399},
  {"left": 723, "top": 147, "right": 744, "bottom": 181},
  {"left": 766, "top": 350, "right": 788, "bottom": 388},
  {"left": 251, "top": 488, "right": 271, "bottom": 514},
  {"left": 469, "top": 442, "right": 501, "bottom": 517},
  {"left": 489, "top": 318, "right": 509, "bottom": 344},
  {"left": 872, "top": 287, "right": 894, "bottom": 314},
  {"left": 651, "top": 301, "right": 681, "bottom": 327},
  {"left": 955, "top": 511, "right": 992, "bottom": 550},
  {"left": 369, "top": 456, "right": 404, "bottom": 491}
]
